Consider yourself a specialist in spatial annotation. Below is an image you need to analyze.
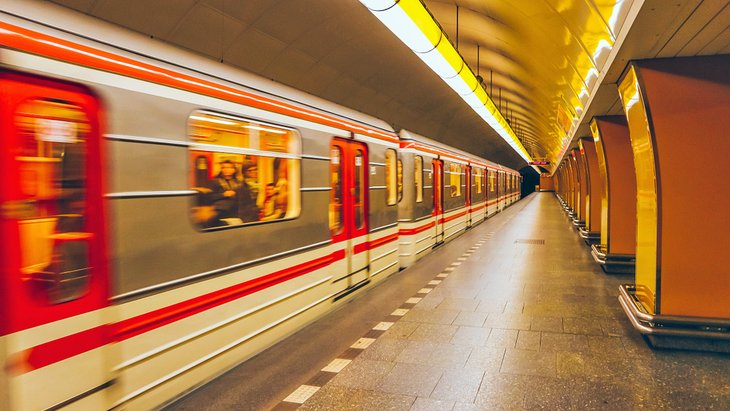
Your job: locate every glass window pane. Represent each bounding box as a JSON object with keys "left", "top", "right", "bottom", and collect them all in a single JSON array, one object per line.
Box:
[
  {"left": 449, "top": 163, "right": 461, "bottom": 198},
  {"left": 415, "top": 156, "right": 423, "bottom": 203},
  {"left": 397, "top": 158, "right": 403, "bottom": 203},
  {"left": 189, "top": 111, "right": 301, "bottom": 230},
  {"left": 385, "top": 149, "right": 396, "bottom": 205},
  {"left": 15, "top": 98, "right": 91, "bottom": 303},
  {"left": 355, "top": 150, "right": 365, "bottom": 230},
  {"left": 330, "top": 146, "right": 344, "bottom": 235}
]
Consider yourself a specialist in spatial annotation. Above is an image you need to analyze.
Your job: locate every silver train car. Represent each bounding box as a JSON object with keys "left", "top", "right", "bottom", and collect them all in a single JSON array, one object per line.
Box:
[{"left": 0, "top": 2, "right": 521, "bottom": 409}]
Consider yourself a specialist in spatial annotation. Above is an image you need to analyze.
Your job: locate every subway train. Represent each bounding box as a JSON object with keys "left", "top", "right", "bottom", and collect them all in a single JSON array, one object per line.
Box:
[{"left": 0, "top": 5, "right": 521, "bottom": 410}]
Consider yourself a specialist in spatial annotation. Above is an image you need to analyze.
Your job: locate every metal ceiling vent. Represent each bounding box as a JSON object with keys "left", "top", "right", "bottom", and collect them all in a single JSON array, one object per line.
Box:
[{"left": 514, "top": 239, "right": 545, "bottom": 245}]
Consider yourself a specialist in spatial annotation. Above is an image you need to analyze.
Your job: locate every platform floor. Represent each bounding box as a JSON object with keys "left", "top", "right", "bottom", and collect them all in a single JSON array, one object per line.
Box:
[{"left": 169, "top": 193, "right": 730, "bottom": 410}]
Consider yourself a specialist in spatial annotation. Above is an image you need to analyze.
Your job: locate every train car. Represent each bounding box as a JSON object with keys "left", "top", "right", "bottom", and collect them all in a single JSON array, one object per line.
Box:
[
  {"left": 0, "top": 3, "right": 406, "bottom": 409},
  {"left": 397, "top": 130, "right": 516, "bottom": 268},
  {"left": 0, "top": 2, "right": 523, "bottom": 410}
]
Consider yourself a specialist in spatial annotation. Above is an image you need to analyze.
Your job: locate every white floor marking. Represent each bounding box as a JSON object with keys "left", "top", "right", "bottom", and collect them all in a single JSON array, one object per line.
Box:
[
  {"left": 373, "top": 321, "right": 394, "bottom": 331},
  {"left": 351, "top": 338, "right": 376, "bottom": 349},
  {"left": 417, "top": 288, "right": 432, "bottom": 294},
  {"left": 406, "top": 297, "right": 423, "bottom": 304},
  {"left": 283, "top": 385, "right": 320, "bottom": 404},
  {"left": 391, "top": 308, "right": 409, "bottom": 316},
  {"left": 321, "top": 358, "right": 351, "bottom": 373}
]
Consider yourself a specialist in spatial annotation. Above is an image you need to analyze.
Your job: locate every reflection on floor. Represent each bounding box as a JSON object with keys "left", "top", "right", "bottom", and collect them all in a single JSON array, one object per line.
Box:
[{"left": 171, "top": 193, "right": 730, "bottom": 410}]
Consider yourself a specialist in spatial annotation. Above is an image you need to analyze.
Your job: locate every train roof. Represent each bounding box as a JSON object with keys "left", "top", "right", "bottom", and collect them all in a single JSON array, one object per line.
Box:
[
  {"left": 399, "top": 130, "right": 518, "bottom": 174},
  {"left": 1, "top": 0, "right": 396, "bottom": 138}
]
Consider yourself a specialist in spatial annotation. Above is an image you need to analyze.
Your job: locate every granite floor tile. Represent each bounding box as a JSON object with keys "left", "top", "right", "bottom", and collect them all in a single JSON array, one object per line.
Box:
[
  {"left": 586, "top": 335, "right": 626, "bottom": 356},
  {"left": 395, "top": 341, "right": 473, "bottom": 368},
  {"left": 430, "top": 367, "right": 485, "bottom": 402},
  {"left": 465, "top": 346, "right": 506, "bottom": 373},
  {"left": 402, "top": 308, "right": 461, "bottom": 325},
  {"left": 484, "top": 313, "right": 532, "bottom": 330},
  {"left": 409, "top": 323, "right": 459, "bottom": 343},
  {"left": 473, "top": 373, "right": 535, "bottom": 411},
  {"left": 485, "top": 328, "right": 518, "bottom": 348},
  {"left": 410, "top": 397, "right": 455, "bottom": 411},
  {"left": 328, "top": 358, "right": 395, "bottom": 390},
  {"left": 359, "top": 390, "right": 416, "bottom": 411},
  {"left": 298, "top": 385, "right": 367, "bottom": 411},
  {"left": 437, "top": 297, "right": 480, "bottom": 312},
  {"left": 529, "top": 316, "right": 563, "bottom": 333},
  {"left": 452, "top": 310, "right": 489, "bottom": 327},
  {"left": 359, "top": 338, "right": 410, "bottom": 362},
  {"left": 450, "top": 326, "right": 491, "bottom": 346},
  {"left": 377, "top": 362, "right": 444, "bottom": 397},
  {"left": 500, "top": 348, "right": 557, "bottom": 377},
  {"left": 382, "top": 321, "right": 420, "bottom": 340},
  {"left": 515, "top": 330, "right": 540, "bottom": 351},
  {"left": 562, "top": 317, "right": 605, "bottom": 336},
  {"left": 451, "top": 402, "right": 481, "bottom": 411},
  {"left": 539, "top": 332, "right": 590, "bottom": 354}
]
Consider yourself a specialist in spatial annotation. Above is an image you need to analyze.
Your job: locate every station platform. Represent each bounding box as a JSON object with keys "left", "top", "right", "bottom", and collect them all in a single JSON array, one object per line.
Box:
[{"left": 168, "top": 193, "right": 730, "bottom": 410}]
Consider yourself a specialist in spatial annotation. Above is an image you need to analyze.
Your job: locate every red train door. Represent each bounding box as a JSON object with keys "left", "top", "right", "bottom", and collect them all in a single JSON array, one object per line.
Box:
[
  {"left": 465, "top": 165, "right": 472, "bottom": 227},
  {"left": 0, "top": 71, "right": 112, "bottom": 409},
  {"left": 432, "top": 159, "right": 444, "bottom": 244},
  {"left": 330, "top": 139, "right": 369, "bottom": 294}
]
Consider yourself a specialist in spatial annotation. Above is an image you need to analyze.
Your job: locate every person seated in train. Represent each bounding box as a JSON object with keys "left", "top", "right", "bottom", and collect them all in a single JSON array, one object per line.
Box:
[
  {"left": 208, "top": 160, "right": 244, "bottom": 225},
  {"left": 239, "top": 163, "right": 261, "bottom": 222}
]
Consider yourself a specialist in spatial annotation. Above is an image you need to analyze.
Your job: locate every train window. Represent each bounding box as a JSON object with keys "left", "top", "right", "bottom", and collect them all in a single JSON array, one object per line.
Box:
[
  {"left": 449, "top": 163, "right": 462, "bottom": 198},
  {"left": 330, "top": 146, "right": 344, "bottom": 235},
  {"left": 385, "top": 149, "right": 397, "bottom": 205},
  {"left": 354, "top": 150, "right": 365, "bottom": 230},
  {"left": 188, "top": 111, "right": 301, "bottom": 230},
  {"left": 15, "top": 98, "right": 92, "bottom": 303},
  {"left": 489, "top": 170, "right": 496, "bottom": 193},
  {"left": 474, "top": 168, "right": 483, "bottom": 194},
  {"left": 415, "top": 156, "right": 424, "bottom": 203}
]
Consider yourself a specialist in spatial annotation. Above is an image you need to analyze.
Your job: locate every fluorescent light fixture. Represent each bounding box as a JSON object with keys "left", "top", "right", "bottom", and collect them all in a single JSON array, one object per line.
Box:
[
  {"left": 359, "top": 0, "right": 533, "bottom": 163},
  {"left": 190, "top": 115, "right": 236, "bottom": 125},
  {"left": 244, "top": 124, "right": 287, "bottom": 134}
]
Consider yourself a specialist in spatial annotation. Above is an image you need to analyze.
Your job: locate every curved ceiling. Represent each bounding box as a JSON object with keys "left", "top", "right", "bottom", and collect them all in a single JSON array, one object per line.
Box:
[{"left": 44, "top": 0, "right": 730, "bottom": 170}]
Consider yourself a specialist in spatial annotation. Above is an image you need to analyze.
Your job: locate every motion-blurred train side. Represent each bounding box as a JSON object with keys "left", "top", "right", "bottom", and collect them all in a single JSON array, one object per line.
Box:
[{"left": 0, "top": 3, "right": 520, "bottom": 409}]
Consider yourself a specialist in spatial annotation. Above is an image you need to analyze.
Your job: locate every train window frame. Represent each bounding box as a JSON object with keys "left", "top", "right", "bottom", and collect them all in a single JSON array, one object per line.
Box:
[
  {"left": 415, "top": 155, "right": 424, "bottom": 203},
  {"left": 188, "top": 110, "right": 302, "bottom": 231},
  {"left": 385, "top": 149, "right": 397, "bottom": 206}
]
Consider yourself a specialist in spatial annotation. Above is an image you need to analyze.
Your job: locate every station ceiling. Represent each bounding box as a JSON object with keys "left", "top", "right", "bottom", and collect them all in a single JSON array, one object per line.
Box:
[{"left": 47, "top": 0, "right": 729, "bottom": 171}]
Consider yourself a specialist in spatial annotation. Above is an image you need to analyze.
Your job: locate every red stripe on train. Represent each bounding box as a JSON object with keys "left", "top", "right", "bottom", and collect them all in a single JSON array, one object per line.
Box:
[
  {"left": 17, "top": 249, "right": 346, "bottom": 372},
  {"left": 354, "top": 232, "right": 399, "bottom": 254},
  {"left": 438, "top": 210, "right": 468, "bottom": 224},
  {"left": 398, "top": 221, "right": 436, "bottom": 236}
]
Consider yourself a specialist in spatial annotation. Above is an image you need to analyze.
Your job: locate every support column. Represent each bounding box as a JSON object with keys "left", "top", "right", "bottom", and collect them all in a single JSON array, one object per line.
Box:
[
  {"left": 571, "top": 148, "right": 587, "bottom": 227},
  {"left": 589, "top": 116, "right": 637, "bottom": 273},
  {"left": 617, "top": 55, "right": 730, "bottom": 352},
  {"left": 578, "top": 137, "right": 601, "bottom": 244}
]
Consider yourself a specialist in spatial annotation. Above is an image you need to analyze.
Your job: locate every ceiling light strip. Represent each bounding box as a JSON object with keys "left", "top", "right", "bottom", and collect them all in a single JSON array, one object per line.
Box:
[{"left": 359, "top": 0, "right": 532, "bottom": 163}]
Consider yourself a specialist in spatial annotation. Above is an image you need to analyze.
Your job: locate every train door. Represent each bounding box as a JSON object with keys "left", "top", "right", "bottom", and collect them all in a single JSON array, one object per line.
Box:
[
  {"left": 0, "top": 71, "right": 112, "bottom": 409},
  {"left": 432, "top": 159, "right": 444, "bottom": 245},
  {"left": 465, "top": 165, "right": 472, "bottom": 228},
  {"left": 330, "top": 139, "right": 369, "bottom": 293}
]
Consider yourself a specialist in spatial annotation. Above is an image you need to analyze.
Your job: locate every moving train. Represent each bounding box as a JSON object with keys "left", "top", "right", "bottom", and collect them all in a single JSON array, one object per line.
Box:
[{"left": 0, "top": 3, "right": 521, "bottom": 409}]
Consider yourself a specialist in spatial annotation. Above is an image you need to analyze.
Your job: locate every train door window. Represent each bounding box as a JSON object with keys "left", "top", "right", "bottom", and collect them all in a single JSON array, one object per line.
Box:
[
  {"left": 489, "top": 170, "right": 496, "bottom": 194},
  {"left": 385, "top": 149, "right": 397, "bottom": 205},
  {"left": 330, "top": 146, "right": 344, "bottom": 235},
  {"left": 188, "top": 111, "right": 301, "bottom": 230},
  {"left": 449, "top": 163, "right": 462, "bottom": 198},
  {"left": 475, "top": 168, "right": 483, "bottom": 194},
  {"left": 415, "top": 156, "right": 423, "bottom": 203},
  {"left": 15, "top": 98, "right": 92, "bottom": 303},
  {"left": 354, "top": 149, "right": 365, "bottom": 230}
]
